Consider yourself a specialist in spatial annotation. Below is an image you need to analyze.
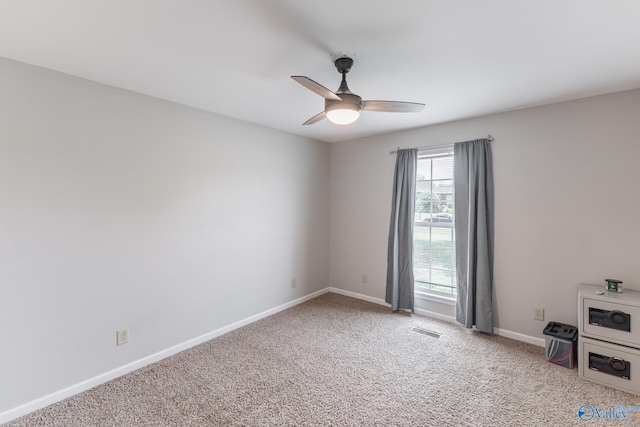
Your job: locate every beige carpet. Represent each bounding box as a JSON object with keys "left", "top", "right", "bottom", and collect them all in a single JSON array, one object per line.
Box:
[{"left": 6, "top": 293, "right": 639, "bottom": 426}]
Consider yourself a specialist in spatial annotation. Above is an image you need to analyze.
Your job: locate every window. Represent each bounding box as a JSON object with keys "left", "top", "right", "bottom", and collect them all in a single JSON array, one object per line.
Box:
[{"left": 414, "top": 150, "right": 456, "bottom": 296}]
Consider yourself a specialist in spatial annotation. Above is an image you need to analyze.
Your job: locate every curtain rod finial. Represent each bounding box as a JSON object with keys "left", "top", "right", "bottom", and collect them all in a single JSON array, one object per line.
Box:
[{"left": 487, "top": 134, "right": 493, "bottom": 141}]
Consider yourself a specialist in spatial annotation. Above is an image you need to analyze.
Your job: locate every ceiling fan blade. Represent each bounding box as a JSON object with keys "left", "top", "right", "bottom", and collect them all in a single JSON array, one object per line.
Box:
[
  {"left": 303, "top": 111, "right": 327, "bottom": 125},
  {"left": 291, "top": 76, "right": 342, "bottom": 101},
  {"left": 362, "top": 100, "right": 425, "bottom": 113}
]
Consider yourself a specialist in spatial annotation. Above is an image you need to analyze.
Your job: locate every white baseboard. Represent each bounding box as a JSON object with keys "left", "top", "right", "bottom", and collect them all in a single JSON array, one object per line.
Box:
[
  {"left": 325, "top": 287, "right": 545, "bottom": 347},
  {"left": 326, "top": 287, "right": 459, "bottom": 324},
  {"left": 0, "top": 288, "right": 329, "bottom": 425},
  {"left": 326, "top": 287, "right": 458, "bottom": 324},
  {"left": 494, "top": 327, "right": 545, "bottom": 347},
  {"left": 325, "top": 287, "right": 388, "bottom": 306}
]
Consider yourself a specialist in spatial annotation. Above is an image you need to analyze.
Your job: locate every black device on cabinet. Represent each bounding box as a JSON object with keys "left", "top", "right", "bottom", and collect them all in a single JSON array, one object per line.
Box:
[
  {"left": 588, "top": 308, "right": 631, "bottom": 332},
  {"left": 588, "top": 352, "right": 631, "bottom": 379}
]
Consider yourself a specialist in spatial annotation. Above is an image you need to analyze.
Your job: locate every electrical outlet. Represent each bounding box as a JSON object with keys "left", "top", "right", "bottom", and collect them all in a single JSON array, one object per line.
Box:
[
  {"left": 362, "top": 274, "right": 368, "bottom": 284},
  {"left": 291, "top": 278, "right": 297, "bottom": 288},
  {"left": 116, "top": 329, "right": 129, "bottom": 346},
  {"left": 534, "top": 308, "right": 545, "bottom": 321}
]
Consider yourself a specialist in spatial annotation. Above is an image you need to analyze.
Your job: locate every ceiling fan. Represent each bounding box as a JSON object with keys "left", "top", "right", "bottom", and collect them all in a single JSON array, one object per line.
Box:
[{"left": 291, "top": 57, "right": 425, "bottom": 126}]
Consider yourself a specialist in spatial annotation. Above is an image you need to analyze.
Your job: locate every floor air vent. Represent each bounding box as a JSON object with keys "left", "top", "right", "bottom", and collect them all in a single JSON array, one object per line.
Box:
[{"left": 411, "top": 327, "right": 442, "bottom": 338}]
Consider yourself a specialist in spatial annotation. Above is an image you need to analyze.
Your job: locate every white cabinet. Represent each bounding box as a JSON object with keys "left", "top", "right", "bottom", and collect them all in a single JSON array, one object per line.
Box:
[{"left": 578, "top": 284, "right": 640, "bottom": 395}]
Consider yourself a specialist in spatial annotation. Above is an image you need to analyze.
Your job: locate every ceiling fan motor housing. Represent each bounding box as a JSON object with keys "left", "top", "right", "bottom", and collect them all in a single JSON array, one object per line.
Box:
[{"left": 325, "top": 92, "right": 362, "bottom": 115}]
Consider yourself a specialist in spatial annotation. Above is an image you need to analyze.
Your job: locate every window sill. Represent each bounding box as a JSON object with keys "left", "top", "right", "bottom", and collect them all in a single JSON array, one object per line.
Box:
[{"left": 415, "top": 291, "right": 456, "bottom": 306}]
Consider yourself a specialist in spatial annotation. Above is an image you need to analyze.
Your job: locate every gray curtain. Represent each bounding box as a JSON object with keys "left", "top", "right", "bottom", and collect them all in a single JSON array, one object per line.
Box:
[
  {"left": 386, "top": 149, "right": 417, "bottom": 312},
  {"left": 454, "top": 139, "right": 494, "bottom": 333}
]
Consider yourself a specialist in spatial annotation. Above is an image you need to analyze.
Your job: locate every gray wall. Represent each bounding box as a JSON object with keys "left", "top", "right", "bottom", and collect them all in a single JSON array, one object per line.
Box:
[
  {"left": 0, "top": 57, "right": 330, "bottom": 415},
  {"left": 330, "top": 89, "right": 640, "bottom": 340}
]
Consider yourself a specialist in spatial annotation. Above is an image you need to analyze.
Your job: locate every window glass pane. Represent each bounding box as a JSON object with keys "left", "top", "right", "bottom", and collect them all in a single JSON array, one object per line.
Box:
[
  {"left": 413, "top": 153, "right": 456, "bottom": 296},
  {"left": 432, "top": 156, "right": 453, "bottom": 180},
  {"left": 416, "top": 160, "right": 432, "bottom": 183}
]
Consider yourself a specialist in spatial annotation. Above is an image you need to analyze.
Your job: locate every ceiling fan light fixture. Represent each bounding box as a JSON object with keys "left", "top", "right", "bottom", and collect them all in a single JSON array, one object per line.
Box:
[{"left": 325, "top": 101, "right": 361, "bottom": 125}]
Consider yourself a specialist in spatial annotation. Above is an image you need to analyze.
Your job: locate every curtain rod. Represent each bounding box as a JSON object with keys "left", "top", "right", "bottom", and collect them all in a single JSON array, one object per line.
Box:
[{"left": 389, "top": 134, "right": 493, "bottom": 154}]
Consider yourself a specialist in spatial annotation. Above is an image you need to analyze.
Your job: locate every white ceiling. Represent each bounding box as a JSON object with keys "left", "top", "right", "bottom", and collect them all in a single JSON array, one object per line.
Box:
[{"left": 1, "top": 1, "right": 640, "bottom": 143}]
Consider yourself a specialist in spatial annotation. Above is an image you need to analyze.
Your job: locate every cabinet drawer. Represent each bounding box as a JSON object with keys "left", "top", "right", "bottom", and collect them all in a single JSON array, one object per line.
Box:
[
  {"left": 581, "top": 298, "right": 640, "bottom": 347},
  {"left": 579, "top": 336, "right": 640, "bottom": 395}
]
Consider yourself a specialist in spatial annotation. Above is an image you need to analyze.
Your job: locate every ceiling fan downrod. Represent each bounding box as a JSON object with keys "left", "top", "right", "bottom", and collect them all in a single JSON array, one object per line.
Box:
[{"left": 334, "top": 57, "right": 354, "bottom": 94}]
